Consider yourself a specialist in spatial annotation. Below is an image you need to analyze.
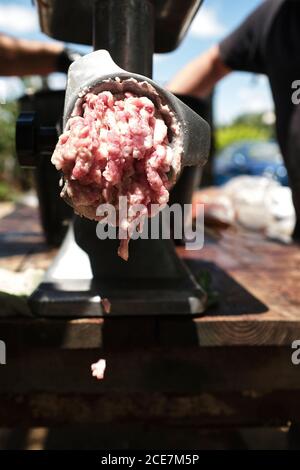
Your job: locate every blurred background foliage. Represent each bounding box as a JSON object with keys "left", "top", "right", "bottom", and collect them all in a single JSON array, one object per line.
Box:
[
  {"left": 0, "top": 100, "right": 19, "bottom": 201},
  {"left": 215, "top": 112, "right": 275, "bottom": 151}
]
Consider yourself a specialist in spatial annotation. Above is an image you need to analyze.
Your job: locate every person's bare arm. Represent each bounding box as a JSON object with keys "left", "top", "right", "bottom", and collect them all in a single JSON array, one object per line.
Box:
[
  {"left": 167, "top": 44, "right": 231, "bottom": 98},
  {"left": 0, "top": 33, "right": 64, "bottom": 76}
]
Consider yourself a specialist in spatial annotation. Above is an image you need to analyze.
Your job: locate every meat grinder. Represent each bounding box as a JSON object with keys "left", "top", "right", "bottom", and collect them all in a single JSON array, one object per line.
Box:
[{"left": 16, "top": 0, "right": 211, "bottom": 316}]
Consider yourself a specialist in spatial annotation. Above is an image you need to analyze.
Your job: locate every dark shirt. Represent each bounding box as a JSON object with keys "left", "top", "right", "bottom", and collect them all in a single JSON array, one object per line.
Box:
[{"left": 219, "top": 0, "right": 300, "bottom": 221}]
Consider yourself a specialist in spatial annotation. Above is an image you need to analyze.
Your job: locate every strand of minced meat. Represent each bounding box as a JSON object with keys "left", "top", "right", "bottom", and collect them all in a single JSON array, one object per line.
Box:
[
  {"left": 51, "top": 90, "right": 175, "bottom": 260},
  {"left": 91, "top": 358, "right": 106, "bottom": 380}
]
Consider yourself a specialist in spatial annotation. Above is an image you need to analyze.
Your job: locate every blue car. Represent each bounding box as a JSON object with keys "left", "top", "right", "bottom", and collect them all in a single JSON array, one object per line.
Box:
[{"left": 213, "top": 140, "right": 288, "bottom": 186}]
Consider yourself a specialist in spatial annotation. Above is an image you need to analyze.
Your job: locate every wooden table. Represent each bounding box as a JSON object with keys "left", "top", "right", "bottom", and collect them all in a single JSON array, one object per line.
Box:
[{"left": 1, "top": 203, "right": 300, "bottom": 428}]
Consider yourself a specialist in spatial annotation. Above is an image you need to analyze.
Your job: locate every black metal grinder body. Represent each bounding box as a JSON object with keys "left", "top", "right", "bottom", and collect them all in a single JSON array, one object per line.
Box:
[{"left": 16, "top": 0, "right": 211, "bottom": 317}]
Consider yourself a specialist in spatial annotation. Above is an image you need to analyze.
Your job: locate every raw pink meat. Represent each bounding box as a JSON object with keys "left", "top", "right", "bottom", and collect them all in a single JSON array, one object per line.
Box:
[
  {"left": 51, "top": 88, "right": 179, "bottom": 260},
  {"left": 101, "top": 297, "right": 111, "bottom": 314},
  {"left": 91, "top": 358, "right": 106, "bottom": 380}
]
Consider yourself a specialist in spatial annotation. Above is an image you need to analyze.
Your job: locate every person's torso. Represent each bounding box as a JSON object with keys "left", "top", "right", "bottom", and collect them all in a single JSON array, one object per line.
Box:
[{"left": 264, "top": 0, "right": 300, "bottom": 153}]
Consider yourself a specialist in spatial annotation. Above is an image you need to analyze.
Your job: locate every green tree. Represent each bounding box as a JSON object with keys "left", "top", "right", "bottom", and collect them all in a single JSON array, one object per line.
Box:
[
  {"left": 216, "top": 112, "right": 275, "bottom": 152},
  {"left": 0, "top": 100, "right": 20, "bottom": 200}
]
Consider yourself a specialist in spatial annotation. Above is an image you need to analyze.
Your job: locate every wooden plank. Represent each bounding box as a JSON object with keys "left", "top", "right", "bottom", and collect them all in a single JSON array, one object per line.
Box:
[
  {"left": 1, "top": 242, "right": 300, "bottom": 347},
  {"left": 1, "top": 313, "right": 300, "bottom": 348},
  {"left": 1, "top": 204, "right": 300, "bottom": 427},
  {"left": 159, "top": 318, "right": 300, "bottom": 347},
  {"left": 0, "top": 204, "right": 55, "bottom": 271},
  {"left": 0, "top": 390, "right": 298, "bottom": 427},
  {"left": 1, "top": 205, "right": 300, "bottom": 346},
  {"left": 0, "top": 202, "right": 14, "bottom": 219},
  {"left": 0, "top": 347, "right": 299, "bottom": 426},
  {"left": 1, "top": 347, "right": 299, "bottom": 394},
  {"left": 0, "top": 317, "right": 157, "bottom": 350}
]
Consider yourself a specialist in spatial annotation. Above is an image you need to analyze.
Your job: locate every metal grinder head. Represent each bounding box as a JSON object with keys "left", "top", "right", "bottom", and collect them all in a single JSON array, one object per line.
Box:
[{"left": 63, "top": 50, "right": 210, "bottom": 173}]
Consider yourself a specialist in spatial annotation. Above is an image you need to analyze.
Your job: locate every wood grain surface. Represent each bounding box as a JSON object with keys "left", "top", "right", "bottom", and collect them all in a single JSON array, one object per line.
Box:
[
  {"left": 1, "top": 202, "right": 300, "bottom": 426},
  {"left": 1, "top": 203, "right": 300, "bottom": 346}
]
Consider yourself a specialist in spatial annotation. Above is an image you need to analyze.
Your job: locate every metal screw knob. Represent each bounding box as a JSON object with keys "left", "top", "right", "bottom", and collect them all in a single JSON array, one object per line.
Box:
[{"left": 16, "top": 111, "right": 58, "bottom": 168}]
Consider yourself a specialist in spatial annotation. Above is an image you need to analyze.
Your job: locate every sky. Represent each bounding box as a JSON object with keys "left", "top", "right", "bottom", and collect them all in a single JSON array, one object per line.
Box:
[{"left": 0, "top": 0, "right": 274, "bottom": 124}]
